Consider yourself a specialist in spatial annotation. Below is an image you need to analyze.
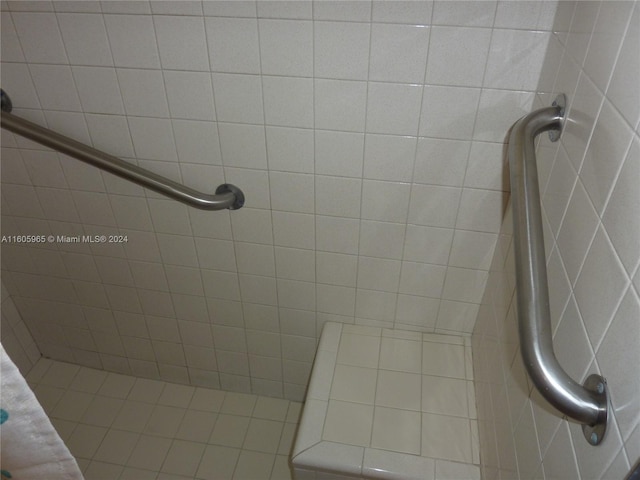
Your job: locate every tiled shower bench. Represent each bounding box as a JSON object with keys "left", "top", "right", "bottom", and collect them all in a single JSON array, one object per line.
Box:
[{"left": 292, "top": 323, "right": 480, "bottom": 480}]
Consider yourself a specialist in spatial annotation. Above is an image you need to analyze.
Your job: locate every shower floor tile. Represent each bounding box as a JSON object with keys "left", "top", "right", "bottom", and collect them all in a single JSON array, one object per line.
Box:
[{"left": 27, "top": 358, "right": 300, "bottom": 480}]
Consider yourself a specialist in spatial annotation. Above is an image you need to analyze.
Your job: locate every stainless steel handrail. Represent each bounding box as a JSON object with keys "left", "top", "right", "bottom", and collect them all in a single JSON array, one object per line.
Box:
[
  {"left": 0, "top": 91, "right": 244, "bottom": 211},
  {"left": 508, "top": 94, "right": 608, "bottom": 446}
]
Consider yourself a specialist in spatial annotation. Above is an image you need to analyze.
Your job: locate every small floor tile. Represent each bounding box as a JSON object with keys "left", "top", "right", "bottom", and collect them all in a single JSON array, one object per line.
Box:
[
  {"left": 66, "top": 424, "right": 108, "bottom": 459},
  {"left": 127, "top": 435, "right": 173, "bottom": 471},
  {"left": 175, "top": 409, "right": 217, "bottom": 443},
  {"left": 253, "top": 396, "right": 290, "bottom": 421},
  {"left": 16, "top": 359, "right": 291, "bottom": 480},
  {"left": 84, "top": 460, "right": 123, "bottom": 480},
  {"left": 111, "top": 400, "right": 154, "bottom": 432},
  {"left": 221, "top": 392, "right": 257, "bottom": 416},
  {"left": 209, "top": 414, "right": 251, "bottom": 448},
  {"left": 93, "top": 429, "right": 139, "bottom": 465},
  {"left": 143, "top": 405, "right": 186, "bottom": 438},
  {"left": 196, "top": 445, "right": 240, "bottom": 480},
  {"left": 161, "top": 439, "right": 206, "bottom": 477},
  {"left": 232, "top": 450, "right": 276, "bottom": 480},
  {"left": 243, "top": 418, "right": 285, "bottom": 454}
]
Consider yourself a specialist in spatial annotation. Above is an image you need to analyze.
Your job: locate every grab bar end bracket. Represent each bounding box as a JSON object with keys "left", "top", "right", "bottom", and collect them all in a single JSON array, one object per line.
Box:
[
  {"left": 548, "top": 93, "right": 566, "bottom": 142},
  {"left": 1, "top": 89, "right": 13, "bottom": 113},
  {"left": 216, "top": 183, "right": 245, "bottom": 210},
  {"left": 582, "top": 373, "right": 609, "bottom": 446}
]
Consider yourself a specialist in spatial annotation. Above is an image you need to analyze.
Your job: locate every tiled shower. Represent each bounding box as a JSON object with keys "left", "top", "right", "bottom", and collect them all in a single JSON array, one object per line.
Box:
[{"left": 0, "top": 1, "right": 638, "bottom": 479}]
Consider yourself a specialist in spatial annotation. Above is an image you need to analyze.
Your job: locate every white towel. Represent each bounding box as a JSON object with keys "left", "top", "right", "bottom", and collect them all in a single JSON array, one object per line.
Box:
[{"left": 0, "top": 344, "right": 84, "bottom": 479}]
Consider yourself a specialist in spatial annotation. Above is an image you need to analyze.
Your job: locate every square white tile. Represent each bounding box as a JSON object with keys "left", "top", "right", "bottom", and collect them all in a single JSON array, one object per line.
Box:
[
  {"left": 206, "top": 17, "right": 260, "bottom": 74},
  {"left": 104, "top": 15, "right": 160, "bottom": 68},
  {"left": 258, "top": 19, "right": 312, "bottom": 77},
  {"left": 422, "top": 342, "right": 466, "bottom": 380},
  {"left": 421, "top": 375, "right": 469, "bottom": 417},
  {"left": 266, "top": 126, "right": 314, "bottom": 174},
  {"left": 322, "top": 400, "right": 374, "bottom": 447},
  {"left": 369, "top": 23, "right": 430, "bottom": 83},
  {"left": 154, "top": 16, "right": 209, "bottom": 71},
  {"left": 337, "top": 333, "right": 380, "bottom": 368},
  {"left": 264, "top": 77, "right": 313, "bottom": 129},
  {"left": 213, "top": 73, "right": 264, "bottom": 124},
  {"left": 330, "top": 364, "right": 377, "bottom": 404},
  {"left": 315, "top": 79, "right": 367, "bottom": 132},
  {"left": 371, "top": 406, "right": 421, "bottom": 455},
  {"left": 366, "top": 82, "right": 423, "bottom": 136},
  {"left": 164, "top": 72, "right": 216, "bottom": 122},
  {"left": 421, "top": 413, "right": 472, "bottom": 463},
  {"left": 375, "top": 370, "right": 421, "bottom": 411},
  {"left": 314, "top": 21, "right": 370, "bottom": 80},
  {"left": 379, "top": 337, "right": 422, "bottom": 374}
]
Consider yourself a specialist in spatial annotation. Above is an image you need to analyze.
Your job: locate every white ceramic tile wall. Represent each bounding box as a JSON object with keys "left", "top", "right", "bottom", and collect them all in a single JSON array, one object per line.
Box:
[
  {"left": 1, "top": 0, "right": 556, "bottom": 400},
  {"left": 472, "top": 1, "right": 640, "bottom": 479}
]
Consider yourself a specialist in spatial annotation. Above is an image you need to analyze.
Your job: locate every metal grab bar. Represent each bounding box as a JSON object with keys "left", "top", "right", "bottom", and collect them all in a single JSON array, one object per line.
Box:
[
  {"left": 0, "top": 90, "right": 244, "bottom": 211},
  {"left": 508, "top": 94, "right": 608, "bottom": 446}
]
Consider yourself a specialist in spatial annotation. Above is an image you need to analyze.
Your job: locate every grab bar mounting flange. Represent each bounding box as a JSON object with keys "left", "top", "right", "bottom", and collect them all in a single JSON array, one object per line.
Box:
[
  {"left": 582, "top": 374, "right": 608, "bottom": 445},
  {"left": 548, "top": 94, "right": 566, "bottom": 142}
]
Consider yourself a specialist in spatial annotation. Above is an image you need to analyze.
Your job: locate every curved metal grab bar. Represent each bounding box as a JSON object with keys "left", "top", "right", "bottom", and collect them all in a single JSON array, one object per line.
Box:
[
  {"left": 0, "top": 91, "right": 244, "bottom": 211},
  {"left": 508, "top": 94, "right": 608, "bottom": 446}
]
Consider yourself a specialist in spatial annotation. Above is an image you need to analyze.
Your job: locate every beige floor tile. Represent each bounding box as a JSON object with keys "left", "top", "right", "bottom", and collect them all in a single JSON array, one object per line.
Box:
[
  {"left": 128, "top": 378, "right": 165, "bottom": 403},
  {"left": 66, "top": 424, "right": 108, "bottom": 459},
  {"left": 221, "top": 391, "right": 257, "bottom": 416},
  {"left": 253, "top": 396, "right": 290, "bottom": 421},
  {"left": 81, "top": 395, "right": 124, "bottom": 427},
  {"left": 98, "top": 373, "right": 136, "bottom": 399},
  {"left": 33, "top": 384, "right": 65, "bottom": 414},
  {"left": 161, "top": 439, "right": 206, "bottom": 477},
  {"left": 119, "top": 467, "right": 158, "bottom": 480},
  {"left": 127, "top": 435, "right": 173, "bottom": 471},
  {"left": 51, "top": 390, "right": 94, "bottom": 422},
  {"left": 286, "top": 402, "right": 303, "bottom": 423},
  {"left": 93, "top": 429, "right": 139, "bottom": 464},
  {"left": 189, "top": 387, "right": 226, "bottom": 412},
  {"left": 232, "top": 450, "right": 276, "bottom": 480},
  {"left": 196, "top": 445, "right": 240, "bottom": 480},
  {"left": 278, "top": 422, "right": 297, "bottom": 456},
  {"left": 422, "top": 342, "right": 466, "bottom": 379},
  {"left": 176, "top": 409, "right": 217, "bottom": 442},
  {"left": 84, "top": 460, "right": 123, "bottom": 480},
  {"left": 209, "top": 414, "right": 251, "bottom": 448},
  {"left": 270, "top": 454, "right": 294, "bottom": 480},
  {"left": 69, "top": 367, "right": 108, "bottom": 393},
  {"left": 111, "top": 400, "right": 154, "bottom": 432},
  {"left": 243, "top": 418, "right": 284, "bottom": 454},
  {"left": 39, "top": 362, "right": 80, "bottom": 389},
  {"left": 143, "top": 405, "right": 186, "bottom": 437},
  {"left": 158, "top": 383, "right": 196, "bottom": 408}
]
